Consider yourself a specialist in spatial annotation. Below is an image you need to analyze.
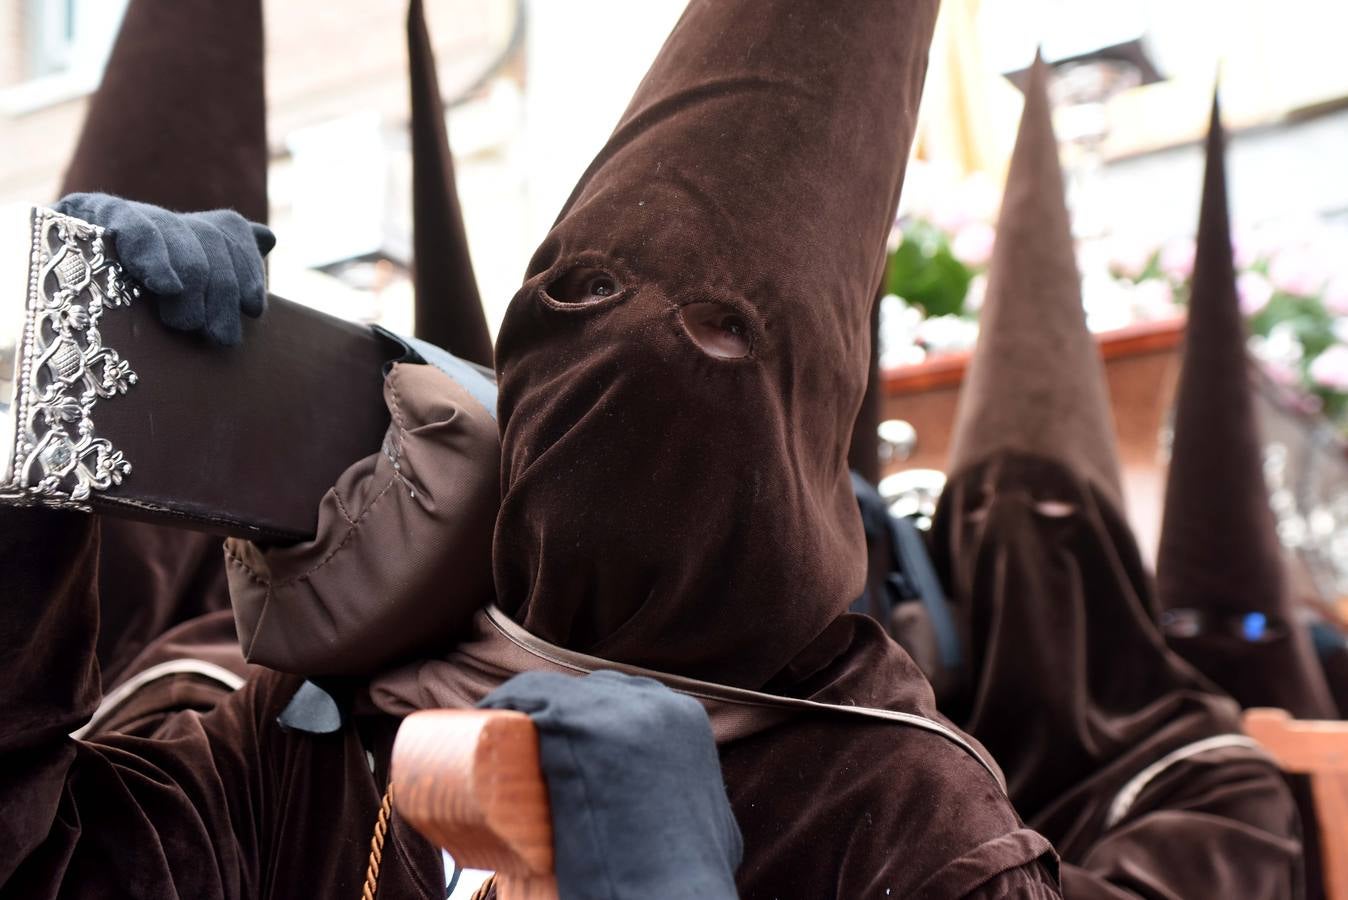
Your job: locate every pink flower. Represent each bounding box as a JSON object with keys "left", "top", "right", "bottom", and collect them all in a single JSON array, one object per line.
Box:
[
  {"left": 950, "top": 222, "right": 996, "bottom": 267},
  {"left": 1237, "top": 271, "right": 1275, "bottom": 316},
  {"left": 1309, "top": 345, "right": 1348, "bottom": 391},
  {"left": 1324, "top": 277, "right": 1348, "bottom": 316},
  {"left": 1159, "top": 237, "right": 1196, "bottom": 280},
  {"left": 1232, "top": 232, "right": 1259, "bottom": 270},
  {"left": 1260, "top": 357, "right": 1300, "bottom": 388},
  {"left": 1268, "top": 248, "right": 1328, "bottom": 297}
]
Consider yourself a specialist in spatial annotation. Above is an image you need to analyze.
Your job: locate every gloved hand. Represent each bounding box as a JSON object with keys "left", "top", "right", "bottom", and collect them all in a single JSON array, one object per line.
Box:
[
  {"left": 480, "top": 670, "right": 742, "bottom": 900},
  {"left": 53, "top": 193, "right": 274, "bottom": 346}
]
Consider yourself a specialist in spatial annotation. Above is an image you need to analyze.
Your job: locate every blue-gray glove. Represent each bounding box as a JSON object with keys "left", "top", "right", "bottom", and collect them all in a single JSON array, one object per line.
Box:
[
  {"left": 480, "top": 671, "right": 742, "bottom": 900},
  {"left": 53, "top": 193, "right": 274, "bottom": 347}
]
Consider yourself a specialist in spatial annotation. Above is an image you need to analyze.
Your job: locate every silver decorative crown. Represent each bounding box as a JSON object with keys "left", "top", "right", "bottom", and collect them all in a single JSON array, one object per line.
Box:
[{"left": 0, "top": 207, "right": 139, "bottom": 507}]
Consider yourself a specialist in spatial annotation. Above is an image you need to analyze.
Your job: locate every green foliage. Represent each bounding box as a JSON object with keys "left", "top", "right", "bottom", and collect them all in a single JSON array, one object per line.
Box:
[
  {"left": 1111, "top": 250, "right": 1163, "bottom": 285},
  {"left": 885, "top": 220, "right": 974, "bottom": 318},
  {"left": 1314, "top": 386, "right": 1348, "bottom": 421},
  {"left": 885, "top": 209, "right": 1348, "bottom": 435},
  {"left": 1249, "top": 293, "right": 1335, "bottom": 358},
  {"left": 1246, "top": 293, "right": 1344, "bottom": 419}
]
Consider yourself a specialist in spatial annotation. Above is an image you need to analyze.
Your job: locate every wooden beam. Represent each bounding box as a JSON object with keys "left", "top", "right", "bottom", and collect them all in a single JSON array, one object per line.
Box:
[
  {"left": 393, "top": 709, "right": 559, "bottom": 900},
  {"left": 1245, "top": 708, "right": 1348, "bottom": 900}
]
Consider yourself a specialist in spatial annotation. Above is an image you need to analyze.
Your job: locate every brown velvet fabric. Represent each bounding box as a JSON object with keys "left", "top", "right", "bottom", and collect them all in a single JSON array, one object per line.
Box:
[
  {"left": 114, "top": 610, "right": 253, "bottom": 687},
  {"left": 0, "top": 516, "right": 445, "bottom": 899},
  {"left": 214, "top": 360, "right": 1054, "bottom": 895},
  {"left": 1155, "top": 96, "right": 1337, "bottom": 719},
  {"left": 226, "top": 363, "right": 499, "bottom": 676},
  {"left": 720, "top": 714, "right": 1060, "bottom": 899},
  {"left": 496, "top": 0, "right": 924, "bottom": 687},
  {"left": 945, "top": 57, "right": 1122, "bottom": 508},
  {"left": 0, "top": 3, "right": 1061, "bottom": 896},
  {"left": 931, "top": 453, "right": 1301, "bottom": 899},
  {"left": 0, "top": 2, "right": 1059, "bottom": 896},
  {"left": 2, "top": 509, "right": 1058, "bottom": 898},
  {"left": 60, "top": 0, "right": 268, "bottom": 223},
  {"left": 935, "top": 454, "right": 1216, "bottom": 812},
  {"left": 93, "top": 521, "right": 231, "bottom": 684},
  {"left": 929, "top": 67, "right": 1302, "bottom": 897},
  {"left": 478, "top": 0, "right": 1060, "bottom": 892},
  {"left": 1325, "top": 640, "right": 1348, "bottom": 715},
  {"left": 59, "top": 0, "right": 268, "bottom": 684},
  {"left": 848, "top": 296, "right": 885, "bottom": 483},
  {"left": 409, "top": 0, "right": 494, "bottom": 367},
  {"left": 88, "top": 610, "right": 261, "bottom": 739}
]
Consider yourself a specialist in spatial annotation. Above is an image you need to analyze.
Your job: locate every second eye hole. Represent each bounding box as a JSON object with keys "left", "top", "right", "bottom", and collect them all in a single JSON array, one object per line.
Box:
[
  {"left": 678, "top": 302, "right": 753, "bottom": 359},
  {"left": 544, "top": 266, "right": 622, "bottom": 305}
]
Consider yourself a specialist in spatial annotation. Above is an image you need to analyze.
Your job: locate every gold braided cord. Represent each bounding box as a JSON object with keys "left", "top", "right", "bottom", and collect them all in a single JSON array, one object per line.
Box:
[
  {"left": 469, "top": 873, "right": 497, "bottom": 900},
  {"left": 361, "top": 782, "right": 396, "bottom": 900}
]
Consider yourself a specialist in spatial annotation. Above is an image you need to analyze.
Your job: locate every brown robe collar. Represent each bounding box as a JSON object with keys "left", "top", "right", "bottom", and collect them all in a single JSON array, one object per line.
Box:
[{"left": 366, "top": 605, "right": 1007, "bottom": 792}]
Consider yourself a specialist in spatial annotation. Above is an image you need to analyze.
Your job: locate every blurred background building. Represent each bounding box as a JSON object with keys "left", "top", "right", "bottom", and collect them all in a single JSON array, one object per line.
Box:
[
  {"left": 4, "top": 0, "right": 1348, "bottom": 604},
  {"left": 0, "top": 0, "right": 689, "bottom": 332}
]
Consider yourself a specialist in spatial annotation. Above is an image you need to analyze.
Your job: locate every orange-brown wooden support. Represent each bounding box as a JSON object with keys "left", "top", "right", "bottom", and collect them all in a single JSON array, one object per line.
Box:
[
  {"left": 1245, "top": 708, "right": 1348, "bottom": 900},
  {"left": 393, "top": 710, "right": 559, "bottom": 900}
]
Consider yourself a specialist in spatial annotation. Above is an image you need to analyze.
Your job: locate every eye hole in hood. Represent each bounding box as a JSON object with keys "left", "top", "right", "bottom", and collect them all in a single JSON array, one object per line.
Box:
[
  {"left": 678, "top": 301, "right": 753, "bottom": 359},
  {"left": 1034, "top": 500, "right": 1077, "bottom": 518},
  {"left": 543, "top": 265, "right": 623, "bottom": 306}
]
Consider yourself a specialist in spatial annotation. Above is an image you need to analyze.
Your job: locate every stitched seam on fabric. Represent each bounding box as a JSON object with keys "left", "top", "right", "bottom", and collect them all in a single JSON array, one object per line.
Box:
[
  {"left": 222, "top": 543, "right": 272, "bottom": 588},
  {"left": 385, "top": 372, "right": 414, "bottom": 494},
  {"left": 279, "top": 469, "right": 399, "bottom": 585},
  {"left": 386, "top": 368, "right": 409, "bottom": 443},
  {"left": 222, "top": 370, "right": 414, "bottom": 588},
  {"left": 219, "top": 469, "right": 390, "bottom": 589},
  {"left": 332, "top": 488, "right": 357, "bottom": 527},
  {"left": 221, "top": 474, "right": 398, "bottom": 587}
]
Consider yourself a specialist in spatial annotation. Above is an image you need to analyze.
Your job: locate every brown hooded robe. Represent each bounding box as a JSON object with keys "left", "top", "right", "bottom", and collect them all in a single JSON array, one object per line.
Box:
[
  {"left": 1154, "top": 95, "right": 1339, "bottom": 721},
  {"left": 389, "top": 0, "right": 1057, "bottom": 892},
  {"left": 408, "top": 0, "right": 494, "bottom": 367},
  {"left": 1, "top": 3, "right": 1060, "bottom": 898},
  {"left": 849, "top": 298, "right": 886, "bottom": 484},
  {"left": 58, "top": 0, "right": 268, "bottom": 687},
  {"left": 927, "top": 59, "right": 1302, "bottom": 899},
  {"left": 1325, "top": 638, "right": 1348, "bottom": 715}
]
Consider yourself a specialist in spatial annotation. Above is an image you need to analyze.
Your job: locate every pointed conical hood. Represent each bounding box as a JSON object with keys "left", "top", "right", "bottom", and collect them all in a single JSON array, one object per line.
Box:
[
  {"left": 1156, "top": 94, "right": 1337, "bottom": 718},
  {"left": 407, "top": 0, "right": 493, "bottom": 367},
  {"left": 60, "top": 0, "right": 267, "bottom": 223},
  {"left": 946, "top": 56, "right": 1122, "bottom": 504},
  {"left": 59, "top": 0, "right": 267, "bottom": 684},
  {"left": 492, "top": 0, "right": 939, "bottom": 687}
]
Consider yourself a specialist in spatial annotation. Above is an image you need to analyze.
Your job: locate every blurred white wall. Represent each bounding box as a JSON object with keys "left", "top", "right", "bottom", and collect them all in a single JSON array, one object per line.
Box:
[{"left": 426, "top": 0, "right": 687, "bottom": 333}]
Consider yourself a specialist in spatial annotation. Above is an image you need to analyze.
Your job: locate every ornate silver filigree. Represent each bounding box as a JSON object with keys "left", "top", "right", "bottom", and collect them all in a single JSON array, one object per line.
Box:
[{"left": 2, "top": 209, "right": 139, "bottom": 505}]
